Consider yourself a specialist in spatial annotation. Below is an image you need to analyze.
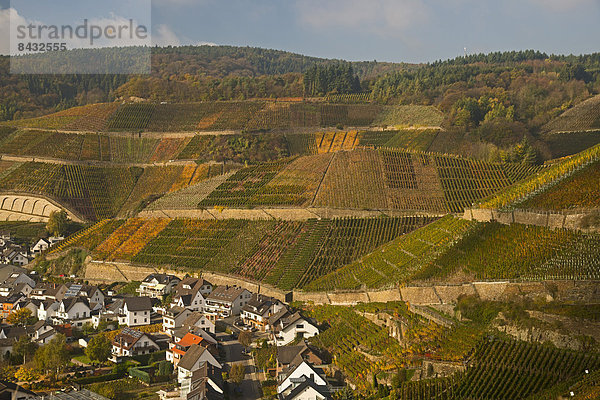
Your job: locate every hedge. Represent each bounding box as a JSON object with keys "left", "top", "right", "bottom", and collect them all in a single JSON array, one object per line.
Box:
[{"left": 75, "top": 371, "right": 124, "bottom": 385}]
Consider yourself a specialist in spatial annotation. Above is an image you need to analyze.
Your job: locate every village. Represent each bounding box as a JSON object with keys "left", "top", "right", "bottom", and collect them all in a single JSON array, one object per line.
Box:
[{"left": 0, "top": 246, "right": 340, "bottom": 400}]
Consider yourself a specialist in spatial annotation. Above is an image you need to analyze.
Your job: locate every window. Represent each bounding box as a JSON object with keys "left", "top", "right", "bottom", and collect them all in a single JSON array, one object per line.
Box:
[
  {"left": 134, "top": 319, "right": 137, "bottom": 324},
  {"left": 144, "top": 318, "right": 147, "bottom": 323},
  {"left": 296, "top": 324, "right": 304, "bottom": 329}
]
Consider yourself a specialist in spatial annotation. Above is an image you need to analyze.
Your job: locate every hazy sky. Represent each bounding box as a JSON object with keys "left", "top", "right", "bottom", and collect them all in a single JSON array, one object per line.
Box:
[{"left": 2, "top": 0, "right": 600, "bottom": 62}]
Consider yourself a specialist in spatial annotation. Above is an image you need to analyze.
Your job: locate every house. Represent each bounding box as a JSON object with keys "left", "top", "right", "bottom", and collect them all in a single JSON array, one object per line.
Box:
[
  {"left": 0, "top": 380, "right": 38, "bottom": 400},
  {"left": 0, "top": 281, "right": 34, "bottom": 298},
  {"left": 182, "top": 311, "right": 215, "bottom": 334},
  {"left": 277, "top": 361, "right": 330, "bottom": 398},
  {"left": 118, "top": 297, "right": 153, "bottom": 327},
  {"left": 173, "top": 277, "right": 213, "bottom": 297},
  {"left": 273, "top": 312, "right": 320, "bottom": 346},
  {"left": 26, "top": 320, "right": 56, "bottom": 345},
  {"left": 0, "top": 271, "right": 36, "bottom": 289},
  {"left": 53, "top": 297, "right": 93, "bottom": 327},
  {"left": 163, "top": 306, "right": 192, "bottom": 337},
  {"left": 170, "top": 277, "right": 212, "bottom": 312},
  {"left": 241, "top": 294, "right": 286, "bottom": 331},
  {"left": 0, "top": 294, "right": 24, "bottom": 319},
  {"left": 177, "top": 344, "right": 222, "bottom": 398},
  {"left": 112, "top": 327, "right": 160, "bottom": 359},
  {"left": 137, "top": 274, "right": 181, "bottom": 299},
  {"left": 279, "top": 379, "right": 331, "bottom": 400},
  {"left": 276, "top": 341, "right": 325, "bottom": 377},
  {"left": 1, "top": 248, "right": 30, "bottom": 266},
  {"left": 30, "top": 236, "right": 63, "bottom": 254},
  {"left": 167, "top": 331, "right": 217, "bottom": 367},
  {"left": 171, "top": 292, "right": 205, "bottom": 312},
  {"left": 29, "top": 283, "right": 67, "bottom": 302},
  {"left": 64, "top": 283, "right": 105, "bottom": 305},
  {"left": 204, "top": 286, "right": 252, "bottom": 320},
  {"left": 173, "top": 326, "right": 218, "bottom": 350},
  {"left": 37, "top": 300, "right": 60, "bottom": 321},
  {"left": 31, "top": 238, "right": 51, "bottom": 254},
  {"left": 0, "top": 265, "right": 26, "bottom": 284},
  {"left": 185, "top": 362, "right": 224, "bottom": 400},
  {"left": 14, "top": 298, "right": 41, "bottom": 317},
  {"left": 0, "top": 326, "right": 26, "bottom": 358}
]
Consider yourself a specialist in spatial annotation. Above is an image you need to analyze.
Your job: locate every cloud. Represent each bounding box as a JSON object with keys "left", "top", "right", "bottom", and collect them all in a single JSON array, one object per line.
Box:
[
  {"left": 0, "top": 8, "right": 30, "bottom": 55},
  {"left": 528, "top": 0, "right": 595, "bottom": 11},
  {"left": 294, "top": 0, "right": 429, "bottom": 36},
  {"left": 152, "top": 24, "right": 181, "bottom": 46}
]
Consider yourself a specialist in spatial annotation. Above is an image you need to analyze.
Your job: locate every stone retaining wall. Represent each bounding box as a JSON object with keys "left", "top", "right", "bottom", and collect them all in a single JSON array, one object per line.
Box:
[
  {"left": 82, "top": 261, "right": 600, "bottom": 306},
  {"left": 463, "top": 207, "right": 600, "bottom": 232},
  {"left": 139, "top": 207, "right": 444, "bottom": 221}
]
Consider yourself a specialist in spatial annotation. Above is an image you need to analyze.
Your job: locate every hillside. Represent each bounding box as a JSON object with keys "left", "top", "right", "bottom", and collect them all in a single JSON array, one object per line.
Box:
[
  {"left": 517, "top": 159, "right": 600, "bottom": 210},
  {"left": 54, "top": 216, "right": 436, "bottom": 290},
  {"left": 166, "top": 149, "right": 542, "bottom": 213},
  {"left": 0, "top": 161, "right": 235, "bottom": 221},
  {"left": 543, "top": 94, "right": 600, "bottom": 133},
  {"left": 5, "top": 102, "right": 443, "bottom": 133}
]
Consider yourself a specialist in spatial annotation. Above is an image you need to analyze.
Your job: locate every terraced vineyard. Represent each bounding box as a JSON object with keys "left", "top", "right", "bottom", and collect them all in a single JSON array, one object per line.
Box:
[
  {"left": 8, "top": 103, "right": 120, "bottom": 131},
  {"left": 62, "top": 216, "right": 431, "bottom": 289},
  {"left": 373, "top": 105, "right": 444, "bottom": 127},
  {"left": 543, "top": 94, "right": 600, "bottom": 133},
  {"left": 397, "top": 338, "right": 600, "bottom": 400},
  {"left": 380, "top": 129, "right": 440, "bottom": 152},
  {"left": 305, "top": 304, "right": 442, "bottom": 390},
  {"left": 5, "top": 102, "right": 445, "bottom": 133},
  {"left": 119, "top": 164, "right": 229, "bottom": 216},
  {"left": 0, "top": 130, "right": 195, "bottom": 163},
  {"left": 305, "top": 216, "right": 474, "bottom": 291},
  {"left": 480, "top": 143, "right": 600, "bottom": 209},
  {"left": 541, "top": 131, "right": 600, "bottom": 159},
  {"left": 0, "top": 162, "right": 141, "bottom": 220},
  {"left": 131, "top": 219, "right": 249, "bottom": 268},
  {"left": 517, "top": 159, "right": 600, "bottom": 210},
  {"left": 431, "top": 222, "right": 600, "bottom": 281},
  {"left": 198, "top": 158, "right": 294, "bottom": 207}
]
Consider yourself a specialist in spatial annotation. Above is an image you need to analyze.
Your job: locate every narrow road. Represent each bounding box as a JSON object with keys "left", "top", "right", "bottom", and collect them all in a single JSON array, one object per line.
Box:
[{"left": 219, "top": 334, "right": 262, "bottom": 400}]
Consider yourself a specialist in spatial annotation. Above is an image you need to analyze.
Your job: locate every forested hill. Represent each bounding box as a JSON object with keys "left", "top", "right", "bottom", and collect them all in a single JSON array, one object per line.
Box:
[
  {"left": 0, "top": 45, "right": 407, "bottom": 120},
  {"left": 2, "top": 46, "right": 600, "bottom": 127}
]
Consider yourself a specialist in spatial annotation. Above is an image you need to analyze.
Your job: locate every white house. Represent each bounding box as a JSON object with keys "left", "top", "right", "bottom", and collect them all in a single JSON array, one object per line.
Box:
[
  {"left": 273, "top": 312, "right": 319, "bottom": 346},
  {"left": 31, "top": 237, "right": 63, "bottom": 254},
  {"left": 204, "top": 286, "right": 252, "bottom": 320},
  {"left": 136, "top": 274, "right": 181, "bottom": 299},
  {"left": 37, "top": 300, "right": 60, "bottom": 321},
  {"left": 177, "top": 344, "right": 221, "bottom": 398},
  {"left": 171, "top": 291, "right": 205, "bottom": 312},
  {"left": 173, "top": 277, "right": 213, "bottom": 297},
  {"left": 277, "top": 361, "right": 329, "bottom": 396},
  {"left": 118, "top": 297, "right": 153, "bottom": 327},
  {"left": 112, "top": 327, "right": 160, "bottom": 359},
  {"left": 53, "top": 297, "right": 92, "bottom": 327},
  {"left": 26, "top": 321, "right": 56, "bottom": 345},
  {"left": 163, "top": 306, "right": 192, "bottom": 336}
]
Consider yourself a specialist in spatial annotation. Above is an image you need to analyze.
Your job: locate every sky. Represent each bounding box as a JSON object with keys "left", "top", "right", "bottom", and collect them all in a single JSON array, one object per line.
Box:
[{"left": 1, "top": 0, "right": 600, "bottom": 63}]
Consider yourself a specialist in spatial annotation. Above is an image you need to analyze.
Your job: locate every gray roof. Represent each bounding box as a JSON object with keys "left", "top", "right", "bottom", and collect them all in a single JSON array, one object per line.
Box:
[
  {"left": 123, "top": 297, "right": 152, "bottom": 311},
  {"left": 38, "top": 388, "right": 110, "bottom": 399},
  {"left": 178, "top": 344, "right": 209, "bottom": 371},
  {"left": 207, "top": 286, "right": 248, "bottom": 302},
  {"left": 0, "top": 265, "right": 26, "bottom": 283}
]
